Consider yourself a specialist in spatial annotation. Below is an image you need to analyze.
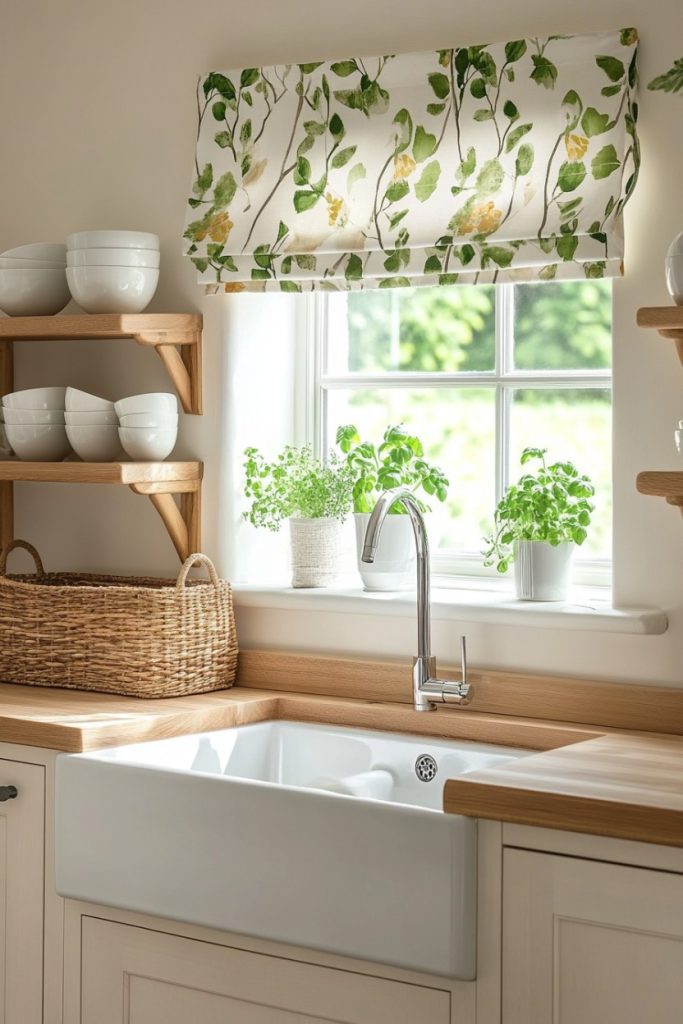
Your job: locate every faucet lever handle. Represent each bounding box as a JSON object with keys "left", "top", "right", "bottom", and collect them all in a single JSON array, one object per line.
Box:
[{"left": 460, "top": 635, "right": 467, "bottom": 686}]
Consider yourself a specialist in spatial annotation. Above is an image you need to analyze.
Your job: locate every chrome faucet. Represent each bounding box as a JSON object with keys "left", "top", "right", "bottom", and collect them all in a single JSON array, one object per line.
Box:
[{"left": 361, "top": 487, "right": 472, "bottom": 713}]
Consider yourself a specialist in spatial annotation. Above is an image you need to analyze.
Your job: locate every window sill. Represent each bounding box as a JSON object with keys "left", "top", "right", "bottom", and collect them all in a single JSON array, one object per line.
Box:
[{"left": 232, "top": 580, "right": 668, "bottom": 635}]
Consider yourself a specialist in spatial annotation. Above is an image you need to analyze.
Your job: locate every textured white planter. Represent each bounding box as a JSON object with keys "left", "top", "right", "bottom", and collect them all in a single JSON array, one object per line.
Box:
[
  {"left": 513, "top": 540, "right": 574, "bottom": 602},
  {"left": 288, "top": 516, "right": 346, "bottom": 588},
  {"left": 354, "top": 512, "right": 415, "bottom": 592},
  {"left": 666, "top": 232, "right": 683, "bottom": 305}
]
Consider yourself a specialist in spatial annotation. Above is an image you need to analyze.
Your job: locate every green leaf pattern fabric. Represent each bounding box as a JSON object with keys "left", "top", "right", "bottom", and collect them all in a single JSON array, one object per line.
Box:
[{"left": 184, "top": 29, "right": 639, "bottom": 292}]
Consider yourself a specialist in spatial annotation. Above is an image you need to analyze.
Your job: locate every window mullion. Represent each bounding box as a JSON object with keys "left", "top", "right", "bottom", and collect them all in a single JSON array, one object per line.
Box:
[
  {"left": 309, "top": 293, "right": 326, "bottom": 456},
  {"left": 495, "top": 284, "right": 514, "bottom": 503}
]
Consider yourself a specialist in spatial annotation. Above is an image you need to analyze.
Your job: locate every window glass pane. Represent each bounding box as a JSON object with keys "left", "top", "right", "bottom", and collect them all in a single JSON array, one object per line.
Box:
[
  {"left": 513, "top": 280, "right": 611, "bottom": 371},
  {"left": 326, "top": 286, "right": 495, "bottom": 375},
  {"left": 509, "top": 388, "right": 611, "bottom": 558},
  {"left": 325, "top": 387, "right": 495, "bottom": 554}
]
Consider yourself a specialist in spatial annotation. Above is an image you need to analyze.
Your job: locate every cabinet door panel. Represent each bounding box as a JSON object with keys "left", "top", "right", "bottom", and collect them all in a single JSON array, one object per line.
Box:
[
  {"left": 81, "top": 917, "right": 450, "bottom": 1024},
  {"left": 0, "top": 759, "right": 44, "bottom": 1024},
  {"left": 503, "top": 848, "right": 683, "bottom": 1024}
]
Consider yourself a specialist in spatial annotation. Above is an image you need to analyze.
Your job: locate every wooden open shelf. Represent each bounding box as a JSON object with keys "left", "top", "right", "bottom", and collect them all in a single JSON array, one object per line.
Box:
[
  {"left": 0, "top": 460, "right": 203, "bottom": 561},
  {"left": 636, "top": 472, "right": 683, "bottom": 516},
  {"left": 637, "top": 307, "right": 683, "bottom": 365},
  {"left": 0, "top": 313, "right": 203, "bottom": 414}
]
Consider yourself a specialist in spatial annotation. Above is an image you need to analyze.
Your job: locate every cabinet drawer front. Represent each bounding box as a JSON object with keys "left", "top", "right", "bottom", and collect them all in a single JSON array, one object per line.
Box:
[
  {"left": 0, "top": 758, "right": 44, "bottom": 1024},
  {"left": 81, "top": 917, "right": 451, "bottom": 1024},
  {"left": 503, "top": 848, "right": 683, "bottom": 1024}
]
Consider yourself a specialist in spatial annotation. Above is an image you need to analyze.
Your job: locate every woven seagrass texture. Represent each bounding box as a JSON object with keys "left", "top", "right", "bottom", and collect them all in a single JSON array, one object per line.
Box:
[{"left": 0, "top": 541, "right": 237, "bottom": 698}]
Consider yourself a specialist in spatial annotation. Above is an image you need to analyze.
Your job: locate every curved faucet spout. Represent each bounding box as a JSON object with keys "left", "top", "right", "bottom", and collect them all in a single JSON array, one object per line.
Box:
[
  {"left": 361, "top": 487, "right": 471, "bottom": 713},
  {"left": 361, "top": 487, "right": 431, "bottom": 665}
]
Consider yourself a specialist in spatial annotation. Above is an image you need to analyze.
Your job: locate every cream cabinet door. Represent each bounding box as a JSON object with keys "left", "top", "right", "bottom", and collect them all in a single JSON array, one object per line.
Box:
[
  {"left": 0, "top": 758, "right": 44, "bottom": 1024},
  {"left": 81, "top": 917, "right": 451, "bottom": 1024},
  {"left": 503, "top": 847, "right": 683, "bottom": 1024}
]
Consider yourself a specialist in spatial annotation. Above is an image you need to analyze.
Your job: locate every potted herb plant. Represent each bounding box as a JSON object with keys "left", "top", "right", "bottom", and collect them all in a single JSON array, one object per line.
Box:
[
  {"left": 482, "top": 447, "right": 595, "bottom": 601},
  {"left": 243, "top": 445, "right": 353, "bottom": 588},
  {"left": 336, "top": 424, "right": 449, "bottom": 591}
]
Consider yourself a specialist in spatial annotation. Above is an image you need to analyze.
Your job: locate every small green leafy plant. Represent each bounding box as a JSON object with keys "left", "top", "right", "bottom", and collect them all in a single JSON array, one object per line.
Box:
[
  {"left": 482, "top": 447, "right": 595, "bottom": 573},
  {"left": 243, "top": 445, "right": 353, "bottom": 531},
  {"left": 336, "top": 423, "right": 449, "bottom": 514}
]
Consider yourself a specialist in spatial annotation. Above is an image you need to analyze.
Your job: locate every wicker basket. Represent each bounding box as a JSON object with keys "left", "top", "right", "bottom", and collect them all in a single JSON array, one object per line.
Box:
[{"left": 0, "top": 540, "right": 238, "bottom": 698}]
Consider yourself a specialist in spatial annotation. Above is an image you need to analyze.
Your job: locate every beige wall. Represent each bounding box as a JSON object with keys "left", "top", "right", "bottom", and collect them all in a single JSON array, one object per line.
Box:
[{"left": 1, "top": 0, "right": 682, "bottom": 683}]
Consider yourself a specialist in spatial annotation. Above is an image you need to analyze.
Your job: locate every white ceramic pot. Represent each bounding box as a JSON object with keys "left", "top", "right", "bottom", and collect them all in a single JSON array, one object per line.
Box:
[
  {"left": 354, "top": 512, "right": 416, "bottom": 591},
  {"left": 665, "top": 233, "right": 683, "bottom": 305},
  {"left": 513, "top": 540, "right": 574, "bottom": 601},
  {"left": 288, "top": 516, "right": 346, "bottom": 588}
]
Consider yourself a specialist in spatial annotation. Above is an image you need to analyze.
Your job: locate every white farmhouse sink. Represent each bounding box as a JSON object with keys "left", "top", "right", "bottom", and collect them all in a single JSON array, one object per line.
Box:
[{"left": 55, "top": 720, "right": 527, "bottom": 978}]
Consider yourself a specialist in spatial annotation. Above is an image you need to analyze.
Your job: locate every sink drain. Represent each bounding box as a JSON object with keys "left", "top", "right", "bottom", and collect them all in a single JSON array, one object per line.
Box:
[{"left": 415, "top": 753, "right": 438, "bottom": 782}]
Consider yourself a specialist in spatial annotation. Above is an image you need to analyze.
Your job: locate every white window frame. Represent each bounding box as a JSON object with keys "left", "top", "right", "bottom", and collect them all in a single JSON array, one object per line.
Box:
[{"left": 299, "top": 283, "right": 612, "bottom": 589}]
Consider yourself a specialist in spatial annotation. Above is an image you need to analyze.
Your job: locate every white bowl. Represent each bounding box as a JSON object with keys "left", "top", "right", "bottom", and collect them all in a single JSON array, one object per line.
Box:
[
  {"left": 66, "top": 424, "right": 122, "bottom": 462},
  {"left": 66, "top": 266, "right": 158, "bottom": 314},
  {"left": 3, "top": 387, "right": 67, "bottom": 410},
  {"left": 3, "top": 408, "right": 64, "bottom": 425},
  {"left": 0, "top": 257, "right": 66, "bottom": 270},
  {"left": 65, "top": 387, "right": 115, "bottom": 413},
  {"left": 4, "top": 423, "right": 71, "bottom": 461},
  {"left": 65, "top": 410, "right": 118, "bottom": 426},
  {"left": 67, "top": 230, "right": 159, "bottom": 251},
  {"left": 118, "top": 412, "right": 179, "bottom": 428},
  {"left": 1, "top": 243, "right": 67, "bottom": 261},
  {"left": 0, "top": 268, "right": 70, "bottom": 316},
  {"left": 67, "top": 248, "right": 160, "bottom": 269},
  {"left": 667, "top": 232, "right": 683, "bottom": 258},
  {"left": 665, "top": 254, "right": 683, "bottom": 306},
  {"left": 118, "top": 425, "right": 177, "bottom": 461},
  {"left": 114, "top": 393, "right": 177, "bottom": 417}
]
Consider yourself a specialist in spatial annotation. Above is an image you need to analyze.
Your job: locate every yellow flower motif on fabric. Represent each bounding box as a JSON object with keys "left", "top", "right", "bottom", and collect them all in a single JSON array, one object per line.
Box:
[
  {"left": 457, "top": 201, "right": 502, "bottom": 236},
  {"left": 565, "top": 134, "right": 589, "bottom": 160},
  {"left": 243, "top": 159, "right": 267, "bottom": 186},
  {"left": 393, "top": 154, "right": 417, "bottom": 180},
  {"left": 196, "top": 211, "right": 234, "bottom": 244},
  {"left": 325, "top": 193, "right": 345, "bottom": 227}
]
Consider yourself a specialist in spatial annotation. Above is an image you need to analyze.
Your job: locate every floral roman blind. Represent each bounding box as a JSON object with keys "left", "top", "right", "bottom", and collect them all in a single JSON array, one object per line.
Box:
[{"left": 184, "top": 28, "right": 639, "bottom": 292}]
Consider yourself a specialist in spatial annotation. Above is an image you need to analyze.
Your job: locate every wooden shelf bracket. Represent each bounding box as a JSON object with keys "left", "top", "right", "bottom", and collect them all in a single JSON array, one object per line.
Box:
[
  {"left": 130, "top": 479, "right": 201, "bottom": 561},
  {"left": 131, "top": 327, "right": 203, "bottom": 415}
]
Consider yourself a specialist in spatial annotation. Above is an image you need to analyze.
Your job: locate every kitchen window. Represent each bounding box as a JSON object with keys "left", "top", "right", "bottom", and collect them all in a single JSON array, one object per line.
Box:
[{"left": 304, "top": 280, "right": 612, "bottom": 586}]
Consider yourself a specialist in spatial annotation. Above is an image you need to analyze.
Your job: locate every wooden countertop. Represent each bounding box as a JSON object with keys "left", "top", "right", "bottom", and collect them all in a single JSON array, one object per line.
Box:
[
  {"left": 0, "top": 681, "right": 598, "bottom": 754},
  {"left": 1, "top": 667, "right": 683, "bottom": 848},
  {"left": 444, "top": 733, "right": 683, "bottom": 847}
]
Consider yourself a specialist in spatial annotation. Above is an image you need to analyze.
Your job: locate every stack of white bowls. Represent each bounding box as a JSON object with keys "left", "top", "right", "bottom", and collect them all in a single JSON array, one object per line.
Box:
[
  {"left": 65, "top": 388, "right": 122, "bottom": 461},
  {"left": 2, "top": 388, "right": 71, "bottom": 460},
  {"left": 115, "top": 393, "right": 178, "bottom": 460},
  {"left": 66, "top": 231, "right": 160, "bottom": 314},
  {"left": 0, "top": 244, "right": 70, "bottom": 316}
]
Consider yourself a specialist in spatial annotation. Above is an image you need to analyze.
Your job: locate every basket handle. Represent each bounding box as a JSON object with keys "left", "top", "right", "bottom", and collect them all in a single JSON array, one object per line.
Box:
[
  {"left": 176, "top": 552, "right": 221, "bottom": 591},
  {"left": 0, "top": 539, "right": 45, "bottom": 578}
]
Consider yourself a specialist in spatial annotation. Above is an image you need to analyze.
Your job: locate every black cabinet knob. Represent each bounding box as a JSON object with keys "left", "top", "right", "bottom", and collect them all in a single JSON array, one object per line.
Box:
[{"left": 0, "top": 786, "right": 17, "bottom": 801}]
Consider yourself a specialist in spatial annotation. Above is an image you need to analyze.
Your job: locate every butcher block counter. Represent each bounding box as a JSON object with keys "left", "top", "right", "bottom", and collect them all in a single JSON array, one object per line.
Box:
[{"left": 1, "top": 649, "right": 683, "bottom": 848}]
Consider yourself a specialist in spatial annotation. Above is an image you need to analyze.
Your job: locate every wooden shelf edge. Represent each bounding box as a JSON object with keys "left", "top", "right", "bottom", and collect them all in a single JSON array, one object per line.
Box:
[
  {"left": 637, "top": 471, "right": 683, "bottom": 517},
  {"left": 0, "top": 313, "right": 204, "bottom": 414},
  {"left": 0, "top": 313, "right": 202, "bottom": 340},
  {"left": 637, "top": 308, "right": 683, "bottom": 370},
  {"left": 0, "top": 460, "right": 203, "bottom": 486}
]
